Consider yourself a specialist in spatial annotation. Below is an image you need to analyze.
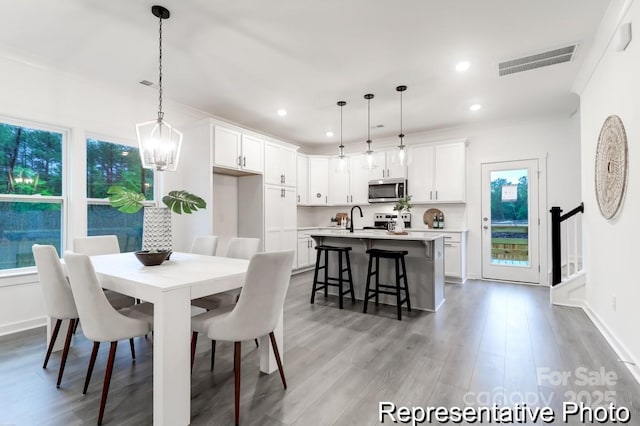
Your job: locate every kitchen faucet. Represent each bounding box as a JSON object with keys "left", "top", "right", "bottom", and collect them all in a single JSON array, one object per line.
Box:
[{"left": 349, "top": 205, "right": 363, "bottom": 233}]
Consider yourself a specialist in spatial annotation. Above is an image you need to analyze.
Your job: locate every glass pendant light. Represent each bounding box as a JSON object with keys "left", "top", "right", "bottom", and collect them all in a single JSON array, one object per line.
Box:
[
  {"left": 394, "top": 85, "right": 410, "bottom": 167},
  {"left": 136, "top": 5, "right": 183, "bottom": 172},
  {"left": 364, "top": 93, "right": 377, "bottom": 169},
  {"left": 336, "top": 101, "right": 347, "bottom": 172}
]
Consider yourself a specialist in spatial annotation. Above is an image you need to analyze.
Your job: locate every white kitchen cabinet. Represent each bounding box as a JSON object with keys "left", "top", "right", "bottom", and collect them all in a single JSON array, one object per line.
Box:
[
  {"left": 407, "top": 145, "right": 435, "bottom": 202},
  {"left": 264, "top": 185, "right": 297, "bottom": 267},
  {"left": 240, "top": 134, "right": 264, "bottom": 173},
  {"left": 442, "top": 231, "right": 467, "bottom": 283},
  {"left": 265, "top": 142, "right": 296, "bottom": 187},
  {"left": 434, "top": 143, "right": 466, "bottom": 202},
  {"left": 408, "top": 140, "right": 466, "bottom": 203},
  {"left": 296, "top": 230, "right": 318, "bottom": 269},
  {"left": 297, "top": 154, "right": 309, "bottom": 205},
  {"left": 369, "top": 150, "right": 407, "bottom": 179},
  {"left": 308, "top": 157, "right": 329, "bottom": 205},
  {"left": 348, "top": 154, "right": 371, "bottom": 204},
  {"left": 213, "top": 127, "right": 264, "bottom": 173},
  {"left": 328, "top": 158, "right": 350, "bottom": 205}
]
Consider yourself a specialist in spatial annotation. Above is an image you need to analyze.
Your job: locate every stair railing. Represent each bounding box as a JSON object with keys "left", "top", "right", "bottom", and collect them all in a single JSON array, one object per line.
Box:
[{"left": 550, "top": 202, "right": 584, "bottom": 286}]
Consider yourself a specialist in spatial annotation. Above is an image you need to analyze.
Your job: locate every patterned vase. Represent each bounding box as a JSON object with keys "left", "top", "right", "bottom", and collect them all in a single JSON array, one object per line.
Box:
[{"left": 142, "top": 207, "right": 172, "bottom": 251}]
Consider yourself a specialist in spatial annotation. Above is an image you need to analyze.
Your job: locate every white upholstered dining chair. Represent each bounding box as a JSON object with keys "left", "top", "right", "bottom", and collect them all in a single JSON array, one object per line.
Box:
[
  {"left": 191, "top": 237, "right": 261, "bottom": 371},
  {"left": 73, "top": 235, "right": 135, "bottom": 309},
  {"left": 191, "top": 237, "right": 260, "bottom": 311},
  {"left": 32, "top": 244, "right": 79, "bottom": 389},
  {"left": 190, "top": 235, "right": 219, "bottom": 256},
  {"left": 64, "top": 252, "right": 153, "bottom": 426},
  {"left": 191, "top": 250, "right": 294, "bottom": 425}
]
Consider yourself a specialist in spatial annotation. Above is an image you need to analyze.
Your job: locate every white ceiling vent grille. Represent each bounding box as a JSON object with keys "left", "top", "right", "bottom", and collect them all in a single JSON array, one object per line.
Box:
[{"left": 498, "top": 44, "right": 578, "bottom": 76}]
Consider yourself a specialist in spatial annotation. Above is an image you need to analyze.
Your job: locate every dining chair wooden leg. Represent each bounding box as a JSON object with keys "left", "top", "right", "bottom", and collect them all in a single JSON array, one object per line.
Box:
[
  {"left": 191, "top": 332, "right": 198, "bottom": 372},
  {"left": 129, "top": 338, "right": 136, "bottom": 362},
  {"left": 73, "top": 318, "right": 80, "bottom": 335},
  {"left": 268, "top": 331, "right": 287, "bottom": 389},
  {"left": 83, "top": 342, "right": 100, "bottom": 394},
  {"left": 97, "top": 342, "right": 118, "bottom": 426},
  {"left": 56, "top": 318, "right": 76, "bottom": 388},
  {"left": 234, "top": 341, "right": 241, "bottom": 426},
  {"left": 210, "top": 340, "right": 216, "bottom": 372},
  {"left": 43, "top": 319, "right": 62, "bottom": 369}
]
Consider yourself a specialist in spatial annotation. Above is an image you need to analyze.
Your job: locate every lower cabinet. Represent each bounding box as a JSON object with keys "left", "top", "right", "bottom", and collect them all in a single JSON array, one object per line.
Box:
[
  {"left": 296, "top": 229, "right": 318, "bottom": 269},
  {"left": 442, "top": 231, "right": 467, "bottom": 283},
  {"left": 264, "top": 185, "right": 297, "bottom": 268}
]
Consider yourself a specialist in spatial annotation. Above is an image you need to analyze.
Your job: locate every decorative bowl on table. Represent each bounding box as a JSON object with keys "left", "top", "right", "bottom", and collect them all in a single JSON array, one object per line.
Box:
[{"left": 134, "top": 250, "right": 171, "bottom": 266}]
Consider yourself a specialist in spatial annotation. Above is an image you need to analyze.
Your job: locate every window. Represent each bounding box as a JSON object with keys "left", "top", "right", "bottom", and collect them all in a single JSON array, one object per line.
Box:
[
  {"left": 0, "top": 120, "right": 65, "bottom": 271},
  {"left": 86, "top": 138, "right": 154, "bottom": 252}
]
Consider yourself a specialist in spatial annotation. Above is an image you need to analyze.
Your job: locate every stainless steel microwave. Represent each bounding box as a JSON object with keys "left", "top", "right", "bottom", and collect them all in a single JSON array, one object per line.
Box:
[{"left": 368, "top": 178, "right": 407, "bottom": 203}]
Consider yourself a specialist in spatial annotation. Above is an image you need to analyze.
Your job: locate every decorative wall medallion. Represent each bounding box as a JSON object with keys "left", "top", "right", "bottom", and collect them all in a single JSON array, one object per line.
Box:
[{"left": 595, "top": 115, "right": 628, "bottom": 219}]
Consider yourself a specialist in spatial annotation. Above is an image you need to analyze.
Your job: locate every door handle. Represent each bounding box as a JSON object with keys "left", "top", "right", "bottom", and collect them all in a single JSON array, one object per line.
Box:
[
  {"left": 430, "top": 190, "right": 432, "bottom": 200},
  {"left": 435, "top": 190, "right": 438, "bottom": 200},
  {"left": 347, "top": 195, "right": 349, "bottom": 203},
  {"left": 238, "top": 156, "right": 242, "bottom": 166},
  {"left": 243, "top": 156, "right": 246, "bottom": 167},
  {"left": 325, "top": 195, "right": 327, "bottom": 204},
  {"left": 350, "top": 195, "right": 353, "bottom": 203},
  {"left": 297, "top": 194, "right": 300, "bottom": 203},
  {"left": 283, "top": 174, "right": 286, "bottom": 184}
]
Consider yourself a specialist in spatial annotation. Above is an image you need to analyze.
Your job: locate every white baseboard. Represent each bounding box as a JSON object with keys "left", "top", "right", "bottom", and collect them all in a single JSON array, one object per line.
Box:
[
  {"left": 0, "top": 316, "right": 47, "bottom": 337},
  {"left": 583, "top": 302, "right": 640, "bottom": 385}
]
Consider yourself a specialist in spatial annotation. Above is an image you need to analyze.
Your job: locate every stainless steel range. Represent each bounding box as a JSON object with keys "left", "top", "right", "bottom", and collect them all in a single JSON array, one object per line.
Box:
[{"left": 363, "top": 213, "right": 411, "bottom": 230}]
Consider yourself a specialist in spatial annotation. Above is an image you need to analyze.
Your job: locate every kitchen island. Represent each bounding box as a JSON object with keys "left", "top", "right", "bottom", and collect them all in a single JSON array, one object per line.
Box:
[{"left": 309, "top": 230, "right": 445, "bottom": 312}]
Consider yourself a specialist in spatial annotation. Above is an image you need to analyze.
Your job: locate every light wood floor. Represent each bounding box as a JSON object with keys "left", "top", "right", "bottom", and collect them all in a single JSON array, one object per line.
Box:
[{"left": 1, "top": 273, "right": 639, "bottom": 425}]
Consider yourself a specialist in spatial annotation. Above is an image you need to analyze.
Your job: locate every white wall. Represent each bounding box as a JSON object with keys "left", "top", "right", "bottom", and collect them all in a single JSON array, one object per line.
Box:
[
  {"left": 299, "top": 115, "right": 582, "bottom": 281},
  {"left": 0, "top": 51, "right": 208, "bottom": 335},
  {"left": 578, "top": 0, "right": 640, "bottom": 379}
]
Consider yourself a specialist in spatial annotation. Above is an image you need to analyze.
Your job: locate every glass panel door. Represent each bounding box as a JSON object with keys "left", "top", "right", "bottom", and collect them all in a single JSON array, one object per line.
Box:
[{"left": 481, "top": 160, "right": 539, "bottom": 283}]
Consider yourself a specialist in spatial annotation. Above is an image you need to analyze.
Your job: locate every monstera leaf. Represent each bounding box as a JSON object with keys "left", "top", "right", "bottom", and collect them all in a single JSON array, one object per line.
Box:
[
  {"left": 162, "top": 190, "right": 207, "bottom": 215},
  {"left": 107, "top": 186, "right": 146, "bottom": 213}
]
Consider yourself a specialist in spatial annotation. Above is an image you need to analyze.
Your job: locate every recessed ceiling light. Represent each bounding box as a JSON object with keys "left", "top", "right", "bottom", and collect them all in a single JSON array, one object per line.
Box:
[
  {"left": 456, "top": 61, "right": 471, "bottom": 72},
  {"left": 277, "top": 109, "right": 287, "bottom": 117},
  {"left": 470, "top": 103, "right": 482, "bottom": 112},
  {"left": 326, "top": 131, "right": 334, "bottom": 137}
]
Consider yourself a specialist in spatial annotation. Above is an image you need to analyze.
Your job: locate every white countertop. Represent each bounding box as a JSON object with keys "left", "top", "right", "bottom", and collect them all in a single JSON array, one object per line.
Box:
[
  {"left": 309, "top": 229, "right": 444, "bottom": 242},
  {"left": 405, "top": 227, "right": 468, "bottom": 233}
]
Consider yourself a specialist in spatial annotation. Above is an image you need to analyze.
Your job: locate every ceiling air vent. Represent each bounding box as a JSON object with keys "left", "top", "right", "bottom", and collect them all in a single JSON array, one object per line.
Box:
[{"left": 498, "top": 44, "right": 578, "bottom": 77}]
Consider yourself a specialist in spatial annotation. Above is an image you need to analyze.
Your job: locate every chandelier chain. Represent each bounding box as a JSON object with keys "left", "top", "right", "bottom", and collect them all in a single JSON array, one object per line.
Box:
[{"left": 158, "top": 14, "right": 164, "bottom": 119}]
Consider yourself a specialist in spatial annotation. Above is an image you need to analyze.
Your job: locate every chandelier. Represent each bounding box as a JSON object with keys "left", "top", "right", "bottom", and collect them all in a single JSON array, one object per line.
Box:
[{"left": 136, "top": 5, "right": 183, "bottom": 172}]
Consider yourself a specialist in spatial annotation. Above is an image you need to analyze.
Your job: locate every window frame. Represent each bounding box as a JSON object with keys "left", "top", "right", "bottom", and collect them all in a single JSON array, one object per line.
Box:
[
  {"left": 85, "top": 134, "right": 156, "bottom": 252},
  {"left": 0, "top": 115, "right": 69, "bottom": 276}
]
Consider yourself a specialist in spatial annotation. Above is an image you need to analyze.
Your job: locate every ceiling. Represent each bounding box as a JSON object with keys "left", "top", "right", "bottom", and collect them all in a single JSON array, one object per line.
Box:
[{"left": 0, "top": 1, "right": 610, "bottom": 146}]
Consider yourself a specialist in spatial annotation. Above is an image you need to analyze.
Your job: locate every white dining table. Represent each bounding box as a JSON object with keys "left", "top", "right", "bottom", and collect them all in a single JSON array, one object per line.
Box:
[{"left": 86, "top": 251, "right": 284, "bottom": 426}]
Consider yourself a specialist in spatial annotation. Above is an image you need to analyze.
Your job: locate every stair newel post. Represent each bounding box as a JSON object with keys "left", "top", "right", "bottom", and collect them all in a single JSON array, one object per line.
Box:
[{"left": 550, "top": 206, "right": 563, "bottom": 286}]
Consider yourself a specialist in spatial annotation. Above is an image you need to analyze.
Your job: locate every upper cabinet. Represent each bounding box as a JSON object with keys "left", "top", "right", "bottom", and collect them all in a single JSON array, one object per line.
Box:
[
  {"left": 408, "top": 140, "right": 467, "bottom": 203},
  {"left": 349, "top": 154, "right": 373, "bottom": 204},
  {"left": 265, "top": 142, "right": 296, "bottom": 187},
  {"left": 369, "top": 150, "right": 407, "bottom": 179},
  {"left": 213, "top": 127, "right": 264, "bottom": 174},
  {"left": 296, "top": 154, "right": 309, "bottom": 205},
  {"left": 307, "top": 156, "right": 329, "bottom": 205},
  {"left": 328, "top": 158, "right": 350, "bottom": 205}
]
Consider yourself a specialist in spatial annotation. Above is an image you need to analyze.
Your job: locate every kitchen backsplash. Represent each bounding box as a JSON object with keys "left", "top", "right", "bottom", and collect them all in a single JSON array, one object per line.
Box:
[{"left": 297, "top": 204, "right": 467, "bottom": 229}]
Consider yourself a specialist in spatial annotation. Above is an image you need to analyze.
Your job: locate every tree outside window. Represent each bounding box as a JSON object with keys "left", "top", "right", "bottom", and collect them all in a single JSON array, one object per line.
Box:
[
  {"left": 0, "top": 122, "right": 64, "bottom": 271},
  {"left": 86, "top": 138, "right": 153, "bottom": 252}
]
